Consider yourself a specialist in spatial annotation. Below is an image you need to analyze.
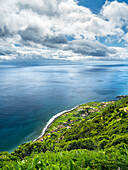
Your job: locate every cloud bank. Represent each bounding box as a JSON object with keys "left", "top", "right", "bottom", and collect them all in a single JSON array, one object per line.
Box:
[{"left": 0, "top": 0, "right": 128, "bottom": 61}]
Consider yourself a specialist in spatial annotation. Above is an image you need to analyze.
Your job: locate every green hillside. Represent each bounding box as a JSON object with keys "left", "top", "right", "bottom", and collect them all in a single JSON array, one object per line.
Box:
[{"left": 1, "top": 96, "right": 128, "bottom": 169}]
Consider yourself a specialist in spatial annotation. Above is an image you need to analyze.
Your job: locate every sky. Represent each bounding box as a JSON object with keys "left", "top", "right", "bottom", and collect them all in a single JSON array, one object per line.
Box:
[{"left": 0, "top": 0, "right": 128, "bottom": 61}]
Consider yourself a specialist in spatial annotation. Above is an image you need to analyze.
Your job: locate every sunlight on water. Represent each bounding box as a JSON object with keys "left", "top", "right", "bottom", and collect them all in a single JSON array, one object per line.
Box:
[{"left": 0, "top": 60, "right": 128, "bottom": 152}]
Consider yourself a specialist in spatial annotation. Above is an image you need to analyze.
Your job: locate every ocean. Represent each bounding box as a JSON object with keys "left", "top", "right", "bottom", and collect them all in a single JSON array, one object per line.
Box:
[{"left": 0, "top": 60, "right": 128, "bottom": 152}]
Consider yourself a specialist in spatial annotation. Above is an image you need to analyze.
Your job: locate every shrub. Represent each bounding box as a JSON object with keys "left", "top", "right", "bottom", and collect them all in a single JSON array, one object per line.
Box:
[
  {"left": 64, "top": 138, "right": 95, "bottom": 151},
  {"left": 111, "top": 135, "right": 128, "bottom": 146},
  {"left": 98, "top": 139, "right": 109, "bottom": 149}
]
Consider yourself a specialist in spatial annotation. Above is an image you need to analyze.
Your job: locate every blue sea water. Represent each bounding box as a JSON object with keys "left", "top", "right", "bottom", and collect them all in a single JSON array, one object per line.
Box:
[{"left": 0, "top": 60, "right": 128, "bottom": 152}]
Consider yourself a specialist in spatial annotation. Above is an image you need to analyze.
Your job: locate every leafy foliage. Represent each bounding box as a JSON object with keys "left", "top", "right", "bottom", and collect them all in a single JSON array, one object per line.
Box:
[{"left": 1, "top": 96, "right": 128, "bottom": 169}]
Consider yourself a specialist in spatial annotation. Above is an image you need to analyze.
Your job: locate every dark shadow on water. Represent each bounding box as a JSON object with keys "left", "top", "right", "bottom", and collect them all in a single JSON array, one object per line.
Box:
[{"left": 93, "top": 64, "right": 128, "bottom": 67}]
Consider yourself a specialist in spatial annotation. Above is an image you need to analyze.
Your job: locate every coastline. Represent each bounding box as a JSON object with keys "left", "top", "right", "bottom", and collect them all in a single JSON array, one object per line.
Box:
[
  {"left": 33, "top": 95, "right": 127, "bottom": 142},
  {"left": 33, "top": 105, "right": 79, "bottom": 142},
  {"left": 1, "top": 96, "right": 128, "bottom": 169}
]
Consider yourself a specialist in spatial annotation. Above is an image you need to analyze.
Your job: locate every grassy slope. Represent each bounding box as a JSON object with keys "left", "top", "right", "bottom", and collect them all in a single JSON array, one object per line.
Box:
[{"left": 1, "top": 97, "right": 128, "bottom": 169}]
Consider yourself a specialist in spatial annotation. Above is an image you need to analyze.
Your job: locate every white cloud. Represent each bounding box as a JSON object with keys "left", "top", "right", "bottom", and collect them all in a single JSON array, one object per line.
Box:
[
  {"left": 101, "top": 1, "right": 128, "bottom": 38},
  {"left": 101, "top": 1, "right": 128, "bottom": 26},
  {"left": 123, "top": 33, "right": 128, "bottom": 43},
  {"left": 108, "top": 46, "right": 128, "bottom": 60},
  {"left": 0, "top": 0, "right": 128, "bottom": 61}
]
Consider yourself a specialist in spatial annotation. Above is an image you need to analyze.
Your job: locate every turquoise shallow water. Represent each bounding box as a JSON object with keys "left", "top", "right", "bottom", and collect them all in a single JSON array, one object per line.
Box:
[{"left": 0, "top": 60, "right": 128, "bottom": 152}]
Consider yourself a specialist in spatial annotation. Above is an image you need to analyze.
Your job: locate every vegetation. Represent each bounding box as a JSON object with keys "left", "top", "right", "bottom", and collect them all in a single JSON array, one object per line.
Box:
[{"left": 1, "top": 96, "right": 128, "bottom": 169}]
